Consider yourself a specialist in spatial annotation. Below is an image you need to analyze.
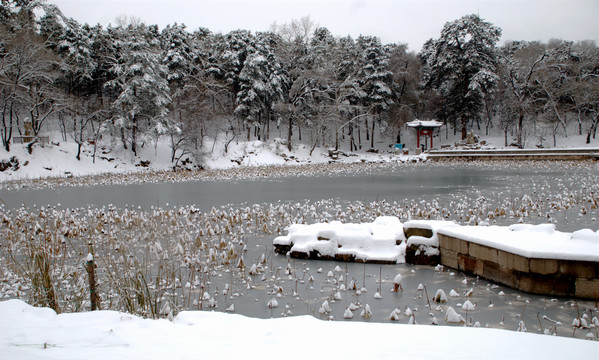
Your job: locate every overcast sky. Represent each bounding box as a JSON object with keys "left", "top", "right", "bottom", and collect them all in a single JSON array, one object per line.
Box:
[{"left": 50, "top": 0, "right": 599, "bottom": 52}]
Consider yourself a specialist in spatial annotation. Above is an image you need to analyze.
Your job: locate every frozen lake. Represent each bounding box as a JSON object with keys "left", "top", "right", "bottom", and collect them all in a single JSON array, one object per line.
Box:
[
  {"left": 1, "top": 162, "right": 596, "bottom": 231},
  {"left": 1, "top": 162, "right": 597, "bottom": 339}
]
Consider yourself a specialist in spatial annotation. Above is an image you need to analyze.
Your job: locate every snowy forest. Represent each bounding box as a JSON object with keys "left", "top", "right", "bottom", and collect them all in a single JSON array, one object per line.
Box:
[{"left": 1, "top": 0, "right": 598, "bottom": 166}]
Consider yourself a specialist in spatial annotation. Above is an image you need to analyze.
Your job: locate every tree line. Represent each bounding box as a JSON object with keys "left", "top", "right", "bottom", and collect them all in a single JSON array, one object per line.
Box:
[{"left": 1, "top": 1, "right": 597, "bottom": 166}]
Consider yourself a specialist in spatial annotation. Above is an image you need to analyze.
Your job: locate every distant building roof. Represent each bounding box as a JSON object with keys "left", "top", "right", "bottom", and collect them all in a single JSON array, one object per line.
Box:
[{"left": 406, "top": 119, "right": 443, "bottom": 128}]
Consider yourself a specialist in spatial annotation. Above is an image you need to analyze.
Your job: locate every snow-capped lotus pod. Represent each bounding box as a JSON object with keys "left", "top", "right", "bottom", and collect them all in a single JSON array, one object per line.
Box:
[
  {"left": 449, "top": 289, "right": 460, "bottom": 297},
  {"left": 334, "top": 291, "right": 342, "bottom": 300},
  {"left": 343, "top": 308, "right": 353, "bottom": 319},
  {"left": 461, "top": 278, "right": 468, "bottom": 285},
  {"left": 517, "top": 320, "right": 527, "bottom": 332},
  {"left": 389, "top": 311, "right": 400, "bottom": 321},
  {"left": 408, "top": 315, "right": 416, "bottom": 324},
  {"left": 160, "top": 302, "right": 171, "bottom": 316},
  {"left": 465, "top": 288, "right": 474, "bottom": 297},
  {"left": 202, "top": 292, "right": 211, "bottom": 300},
  {"left": 267, "top": 298, "right": 278, "bottom": 309},
  {"left": 327, "top": 270, "right": 334, "bottom": 278},
  {"left": 498, "top": 291, "right": 505, "bottom": 296},
  {"left": 417, "top": 283, "right": 424, "bottom": 291},
  {"left": 404, "top": 307, "right": 413, "bottom": 317},
  {"left": 393, "top": 273, "right": 402, "bottom": 285},
  {"left": 248, "top": 263, "right": 258, "bottom": 275},
  {"left": 339, "top": 284, "right": 346, "bottom": 291},
  {"left": 334, "top": 265, "right": 342, "bottom": 272},
  {"left": 208, "top": 298, "right": 217, "bottom": 308},
  {"left": 373, "top": 292, "right": 382, "bottom": 299},
  {"left": 581, "top": 317, "right": 589, "bottom": 328},
  {"left": 433, "top": 289, "right": 447, "bottom": 303},
  {"left": 361, "top": 304, "right": 372, "bottom": 318},
  {"left": 319, "top": 300, "right": 332, "bottom": 314},
  {"left": 445, "top": 307, "right": 465, "bottom": 324},
  {"left": 462, "top": 300, "right": 475, "bottom": 311},
  {"left": 431, "top": 317, "right": 438, "bottom": 325},
  {"left": 348, "top": 279, "right": 356, "bottom": 290},
  {"left": 225, "top": 304, "right": 235, "bottom": 312},
  {"left": 348, "top": 302, "right": 359, "bottom": 311}
]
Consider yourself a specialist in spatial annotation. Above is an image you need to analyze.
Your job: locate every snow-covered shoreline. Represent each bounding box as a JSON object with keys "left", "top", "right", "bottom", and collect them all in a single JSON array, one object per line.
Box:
[{"left": 2, "top": 129, "right": 598, "bottom": 190}]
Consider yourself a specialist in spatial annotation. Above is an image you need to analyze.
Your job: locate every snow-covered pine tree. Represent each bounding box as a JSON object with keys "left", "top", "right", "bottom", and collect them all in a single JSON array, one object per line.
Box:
[
  {"left": 106, "top": 23, "right": 172, "bottom": 155},
  {"left": 235, "top": 32, "right": 287, "bottom": 141},
  {"left": 420, "top": 14, "right": 501, "bottom": 139},
  {"left": 356, "top": 35, "right": 394, "bottom": 149}
]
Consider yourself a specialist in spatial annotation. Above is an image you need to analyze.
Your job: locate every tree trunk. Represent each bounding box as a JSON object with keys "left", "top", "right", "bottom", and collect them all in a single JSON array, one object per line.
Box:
[
  {"left": 517, "top": 110, "right": 524, "bottom": 148},
  {"left": 586, "top": 114, "right": 599, "bottom": 144},
  {"left": 131, "top": 115, "right": 137, "bottom": 156},
  {"left": 370, "top": 117, "right": 375, "bottom": 149},
  {"left": 76, "top": 142, "right": 82, "bottom": 161},
  {"left": 287, "top": 115, "right": 293, "bottom": 152},
  {"left": 357, "top": 122, "right": 362, "bottom": 149},
  {"left": 121, "top": 127, "right": 128, "bottom": 150}
]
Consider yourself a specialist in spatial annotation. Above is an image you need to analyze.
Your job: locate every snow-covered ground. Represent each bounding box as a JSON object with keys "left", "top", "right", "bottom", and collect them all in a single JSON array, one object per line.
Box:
[
  {"left": 1, "top": 126, "right": 598, "bottom": 183},
  {"left": 0, "top": 131, "right": 416, "bottom": 182},
  {"left": 1, "top": 299, "right": 597, "bottom": 360}
]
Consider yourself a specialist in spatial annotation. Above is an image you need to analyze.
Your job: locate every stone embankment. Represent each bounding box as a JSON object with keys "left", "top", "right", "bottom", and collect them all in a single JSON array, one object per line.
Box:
[
  {"left": 427, "top": 148, "right": 599, "bottom": 161},
  {"left": 438, "top": 231, "right": 598, "bottom": 299}
]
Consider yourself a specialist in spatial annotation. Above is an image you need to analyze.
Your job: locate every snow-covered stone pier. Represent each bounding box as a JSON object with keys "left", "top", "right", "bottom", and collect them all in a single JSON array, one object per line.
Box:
[
  {"left": 438, "top": 224, "right": 599, "bottom": 299},
  {"left": 273, "top": 218, "right": 599, "bottom": 299}
]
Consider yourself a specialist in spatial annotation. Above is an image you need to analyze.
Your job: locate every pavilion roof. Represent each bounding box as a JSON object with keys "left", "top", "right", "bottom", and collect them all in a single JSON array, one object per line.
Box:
[{"left": 406, "top": 119, "right": 443, "bottom": 128}]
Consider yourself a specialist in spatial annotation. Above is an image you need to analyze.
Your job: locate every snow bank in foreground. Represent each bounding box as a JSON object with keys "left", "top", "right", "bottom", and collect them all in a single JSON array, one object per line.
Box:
[
  {"left": 274, "top": 218, "right": 599, "bottom": 263},
  {"left": 1, "top": 299, "right": 596, "bottom": 360}
]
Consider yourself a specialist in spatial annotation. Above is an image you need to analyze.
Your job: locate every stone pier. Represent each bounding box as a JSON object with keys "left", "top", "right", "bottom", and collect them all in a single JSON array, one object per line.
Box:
[{"left": 438, "top": 232, "right": 599, "bottom": 299}]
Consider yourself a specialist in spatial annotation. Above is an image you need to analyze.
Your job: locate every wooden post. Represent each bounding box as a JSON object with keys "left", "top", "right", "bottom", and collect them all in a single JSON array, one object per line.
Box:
[{"left": 85, "top": 253, "right": 99, "bottom": 311}]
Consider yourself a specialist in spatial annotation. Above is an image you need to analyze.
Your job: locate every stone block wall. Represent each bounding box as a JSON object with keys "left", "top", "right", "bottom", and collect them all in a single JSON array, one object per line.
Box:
[{"left": 438, "top": 233, "right": 599, "bottom": 299}]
